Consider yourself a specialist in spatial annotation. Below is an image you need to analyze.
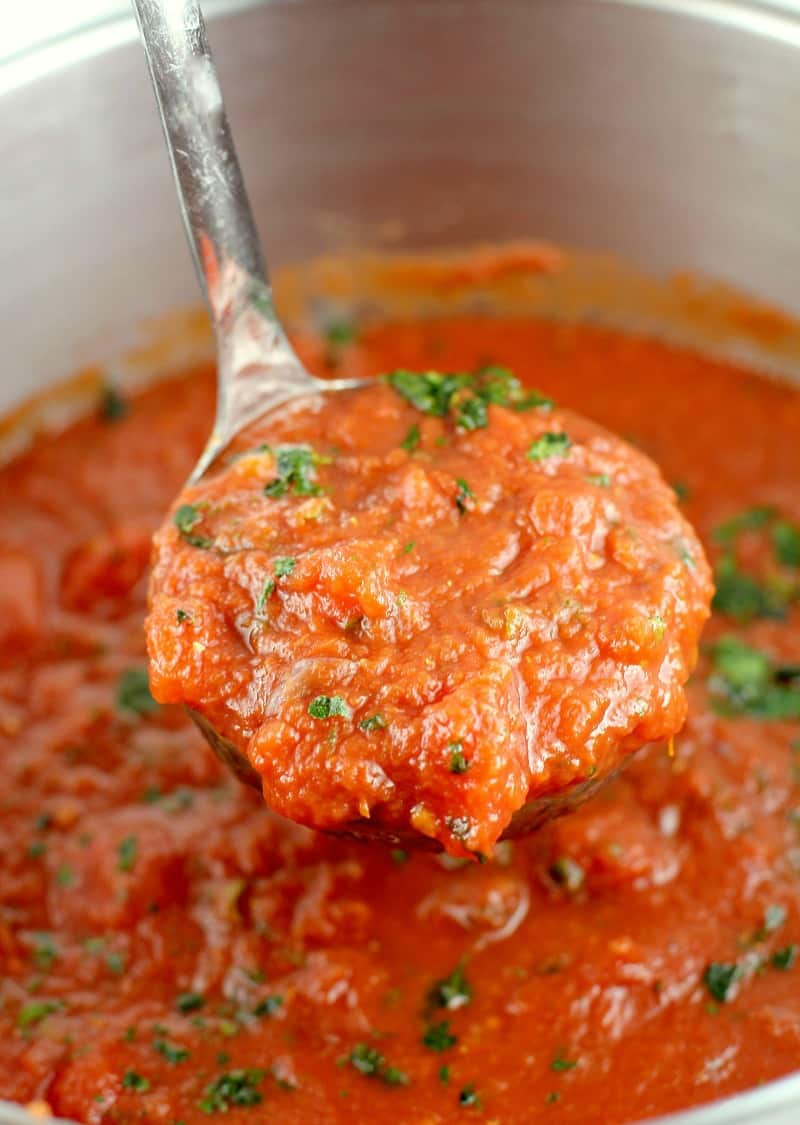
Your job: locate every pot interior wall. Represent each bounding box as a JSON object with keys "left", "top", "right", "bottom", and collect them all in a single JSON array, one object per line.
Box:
[{"left": 1, "top": 0, "right": 800, "bottom": 413}]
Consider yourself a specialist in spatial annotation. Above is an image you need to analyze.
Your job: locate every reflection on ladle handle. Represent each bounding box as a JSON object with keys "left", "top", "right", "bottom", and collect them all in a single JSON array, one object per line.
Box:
[
  {"left": 130, "top": 0, "right": 268, "bottom": 312},
  {"left": 130, "top": 0, "right": 317, "bottom": 481}
]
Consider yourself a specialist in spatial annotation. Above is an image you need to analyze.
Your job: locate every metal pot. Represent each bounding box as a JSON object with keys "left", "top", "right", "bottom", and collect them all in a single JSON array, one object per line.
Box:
[{"left": 1, "top": 1, "right": 799, "bottom": 1122}]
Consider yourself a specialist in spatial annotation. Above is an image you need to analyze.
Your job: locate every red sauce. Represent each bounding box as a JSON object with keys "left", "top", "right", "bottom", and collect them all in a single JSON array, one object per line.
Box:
[
  {"left": 146, "top": 374, "right": 710, "bottom": 857},
  {"left": 2, "top": 309, "right": 800, "bottom": 1124}
]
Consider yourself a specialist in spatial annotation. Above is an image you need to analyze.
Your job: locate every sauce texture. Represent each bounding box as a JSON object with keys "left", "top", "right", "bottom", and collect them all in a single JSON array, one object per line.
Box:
[
  {"left": 146, "top": 371, "right": 710, "bottom": 857},
  {"left": 2, "top": 309, "right": 800, "bottom": 1124}
]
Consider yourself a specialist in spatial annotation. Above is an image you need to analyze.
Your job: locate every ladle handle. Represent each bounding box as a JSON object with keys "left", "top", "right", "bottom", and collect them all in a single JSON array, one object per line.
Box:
[{"left": 131, "top": 0, "right": 267, "bottom": 312}]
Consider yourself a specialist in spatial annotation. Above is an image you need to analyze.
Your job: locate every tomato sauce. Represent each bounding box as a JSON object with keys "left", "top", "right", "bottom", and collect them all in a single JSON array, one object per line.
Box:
[
  {"left": 2, "top": 306, "right": 800, "bottom": 1124},
  {"left": 146, "top": 372, "right": 710, "bottom": 858}
]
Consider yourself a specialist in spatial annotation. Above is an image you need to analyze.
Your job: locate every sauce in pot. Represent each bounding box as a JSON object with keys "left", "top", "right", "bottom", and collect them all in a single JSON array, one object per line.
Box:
[{"left": 2, "top": 298, "right": 800, "bottom": 1124}]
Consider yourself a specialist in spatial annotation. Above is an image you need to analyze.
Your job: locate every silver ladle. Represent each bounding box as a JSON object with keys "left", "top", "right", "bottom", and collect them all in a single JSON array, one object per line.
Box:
[{"left": 132, "top": 0, "right": 622, "bottom": 847}]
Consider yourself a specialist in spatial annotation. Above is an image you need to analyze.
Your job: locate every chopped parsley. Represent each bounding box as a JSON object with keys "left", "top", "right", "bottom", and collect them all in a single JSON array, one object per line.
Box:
[
  {"left": 257, "top": 556, "right": 297, "bottom": 610},
  {"left": 117, "top": 667, "right": 159, "bottom": 717},
  {"left": 713, "top": 506, "right": 775, "bottom": 546},
  {"left": 774, "top": 520, "right": 800, "bottom": 567},
  {"left": 99, "top": 385, "right": 128, "bottom": 422},
  {"left": 264, "top": 445, "right": 324, "bottom": 498},
  {"left": 56, "top": 865, "right": 75, "bottom": 889},
  {"left": 274, "top": 556, "right": 296, "bottom": 578},
  {"left": 527, "top": 432, "right": 572, "bottom": 461},
  {"left": 325, "top": 320, "right": 357, "bottom": 348},
  {"left": 423, "top": 1020, "right": 457, "bottom": 1052},
  {"left": 772, "top": 945, "right": 798, "bottom": 971},
  {"left": 173, "top": 503, "right": 213, "bottom": 549},
  {"left": 253, "top": 995, "right": 283, "bottom": 1018},
  {"left": 401, "top": 424, "right": 421, "bottom": 452},
  {"left": 429, "top": 964, "right": 472, "bottom": 1011},
  {"left": 709, "top": 636, "right": 800, "bottom": 719},
  {"left": 455, "top": 478, "right": 475, "bottom": 515},
  {"left": 153, "top": 1038, "right": 190, "bottom": 1064},
  {"left": 712, "top": 554, "right": 791, "bottom": 623},
  {"left": 175, "top": 609, "right": 192, "bottom": 624},
  {"left": 308, "top": 695, "right": 351, "bottom": 720},
  {"left": 549, "top": 856, "right": 585, "bottom": 893},
  {"left": 359, "top": 714, "right": 387, "bottom": 732},
  {"left": 703, "top": 961, "right": 741, "bottom": 1003},
  {"left": 387, "top": 366, "right": 552, "bottom": 431},
  {"left": 348, "top": 1043, "right": 409, "bottom": 1086},
  {"left": 117, "top": 835, "right": 138, "bottom": 873},
  {"left": 458, "top": 1083, "right": 482, "bottom": 1108},
  {"left": 448, "top": 743, "right": 470, "bottom": 774},
  {"left": 175, "top": 992, "right": 205, "bottom": 1014},
  {"left": 387, "top": 370, "right": 470, "bottom": 417},
  {"left": 753, "top": 904, "right": 787, "bottom": 941},
  {"left": 17, "top": 1000, "right": 60, "bottom": 1029},
  {"left": 32, "top": 936, "right": 57, "bottom": 971},
  {"left": 199, "top": 1069, "right": 265, "bottom": 1112},
  {"left": 550, "top": 1052, "right": 578, "bottom": 1072},
  {"left": 122, "top": 1071, "right": 150, "bottom": 1093}
]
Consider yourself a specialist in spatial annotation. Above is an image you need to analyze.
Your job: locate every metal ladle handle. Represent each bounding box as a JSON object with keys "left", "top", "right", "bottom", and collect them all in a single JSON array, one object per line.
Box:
[{"left": 131, "top": 0, "right": 317, "bottom": 479}]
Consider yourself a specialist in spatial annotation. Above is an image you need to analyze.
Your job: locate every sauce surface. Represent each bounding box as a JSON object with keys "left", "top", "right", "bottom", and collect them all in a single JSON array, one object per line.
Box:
[
  {"left": 146, "top": 372, "right": 709, "bottom": 857},
  {"left": 2, "top": 307, "right": 800, "bottom": 1124}
]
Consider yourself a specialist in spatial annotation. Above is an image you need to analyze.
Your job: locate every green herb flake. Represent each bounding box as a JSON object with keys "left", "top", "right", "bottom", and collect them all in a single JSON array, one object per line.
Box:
[
  {"left": 122, "top": 1070, "right": 150, "bottom": 1093},
  {"left": 17, "top": 1000, "right": 60, "bottom": 1029},
  {"left": 117, "top": 835, "right": 138, "bottom": 874},
  {"left": 709, "top": 636, "right": 800, "bottom": 720},
  {"left": 448, "top": 742, "right": 470, "bottom": 774},
  {"left": 308, "top": 695, "right": 351, "bottom": 720},
  {"left": 401, "top": 424, "right": 421, "bottom": 453},
  {"left": 387, "top": 370, "right": 470, "bottom": 417},
  {"left": 527, "top": 432, "right": 572, "bottom": 461},
  {"left": 154, "top": 1038, "right": 190, "bottom": 1064},
  {"left": 348, "top": 1043, "right": 410, "bottom": 1087},
  {"left": 703, "top": 961, "right": 741, "bottom": 1003},
  {"left": 28, "top": 840, "right": 46, "bottom": 860},
  {"left": 439, "top": 1065, "right": 451, "bottom": 1085},
  {"left": 712, "top": 554, "right": 790, "bottom": 623},
  {"left": 174, "top": 503, "right": 213, "bottom": 549},
  {"left": 713, "top": 506, "right": 776, "bottom": 546},
  {"left": 175, "top": 609, "right": 192, "bottom": 624},
  {"left": 545, "top": 1091, "right": 562, "bottom": 1105},
  {"left": 549, "top": 856, "right": 585, "bottom": 893},
  {"left": 550, "top": 1052, "right": 578, "bottom": 1072},
  {"left": 264, "top": 445, "right": 324, "bottom": 498},
  {"left": 402, "top": 541, "right": 416, "bottom": 554},
  {"left": 274, "top": 556, "right": 296, "bottom": 578},
  {"left": 253, "top": 995, "right": 283, "bottom": 1018},
  {"left": 117, "top": 667, "right": 159, "bottom": 717},
  {"left": 359, "top": 714, "right": 387, "bottom": 732},
  {"left": 100, "top": 385, "right": 128, "bottom": 423},
  {"left": 587, "top": 473, "right": 611, "bottom": 488},
  {"left": 32, "top": 936, "right": 57, "bottom": 971},
  {"left": 390, "top": 848, "right": 408, "bottom": 866},
  {"left": 429, "top": 964, "right": 473, "bottom": 1011},
  {"left": 773, "top": 520, "right": 800, "bottom": 567},
  {"left": 199, "top": 1069, "right": 265, "bottom": 1113},
  {"left": 458, "top": 1083, "right": 482, "bottom": 1108},
  {"left": 455, "top": 478, "right": 475, "bottom": 515},
  {"left": 55, "top": 865, "right": 75, "bottom": 889},
  {"left": 423, "top": 1020, "right": 457, "bottom": 1052},
  {"left": 772, "top": 945, "right": 798, "bottom": 971},
  {"left": 455, "top": 395, "right": 488, "bottom": 431},
  {"left": 175, "top": 992, "right": 205, "bottom": 1014},
  {"left": 325, "top": 321, "right": 358, "bottom": 348}
]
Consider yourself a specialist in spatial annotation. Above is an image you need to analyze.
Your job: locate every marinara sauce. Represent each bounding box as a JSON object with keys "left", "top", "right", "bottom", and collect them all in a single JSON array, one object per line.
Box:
[
  {"left": 146, "top": 370, "right": 710, "bottom": 857},
  {"left": 2, "top": 301, "right": 800, "bottom": 1124}
]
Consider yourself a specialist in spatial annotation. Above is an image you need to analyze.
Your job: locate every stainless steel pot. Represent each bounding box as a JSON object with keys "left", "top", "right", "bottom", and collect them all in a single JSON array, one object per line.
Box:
[{"left": 1, "top": 2, "right": 800, "bottom": 1122}]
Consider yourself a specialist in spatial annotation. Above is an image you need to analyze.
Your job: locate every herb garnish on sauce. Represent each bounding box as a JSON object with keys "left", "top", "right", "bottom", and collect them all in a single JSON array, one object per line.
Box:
[
  {"left": 174, "top": 503, "right": 213, "bottom": 549},
  {"left": 387, "top": 366, "right": 552, "bottom": 430},
  {"left": 527, "top": 432, "right": 572, "bottom": 461},
  {"left": 308, "top": 695, "right": 352, "bottom": 720},
  {"left": 709, "top": 637, "right": 800, "bottom": 719},
  {"left": 264, "top": 445, "right": 325, "bottom": 498}
]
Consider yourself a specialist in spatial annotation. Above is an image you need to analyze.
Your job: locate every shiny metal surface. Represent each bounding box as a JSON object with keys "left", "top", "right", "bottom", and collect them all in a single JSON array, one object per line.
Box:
[
  {"left": 131, "top": 0, "right": 361, "bottom": 481},
  {"left": 2, "top": 1, "right": 800, "bottom": 1122}
]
